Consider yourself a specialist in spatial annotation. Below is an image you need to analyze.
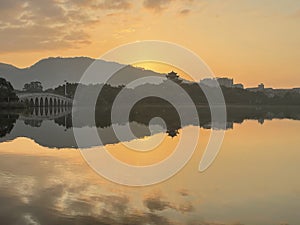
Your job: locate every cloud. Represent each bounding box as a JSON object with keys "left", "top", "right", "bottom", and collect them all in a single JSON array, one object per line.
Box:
[
  {"left": 0, "top": 0, "right": 133, "bottom": 53},
  {"left": 0, "top": 0, "right": 200, "bottom": 53},
  {"left": 179, "top": 8, "right": 191, "bottom": 16},
  {"left": 143, "top": 191, "right": 194, "bottom": 214},
  {"left": 178, "top": 202, "right": 194, "bottom": 213},
  {"left": 122, "top": 212, "right": 174, "bottom": 225},
  {"left": 200, "top": 222, "right": 244, "bottom": 225},
  {"left": 143, "top": 0, "right": 174, "bottom": 12},
  {"left": 0, "top": 0, "right": 24, "bottom": 21},
  {"left": 0, "top": 0, "right": 94, "bottom": 52},
  {"left": 143, "top": 0, "right": 198, "bottom": 13},
  {"left": 178, "top": 188, "right": 189, "bottom": 196},
  {"left": 98, "top": 195, "right": 129, "bottom": 215},
  {"left": 98, "top": 0, "right": 132, "bottom": 10},
  {"left": 143, "top": 195, "right": 174, "bottom": 212},
  {"left": 291, "top": 9, "right": 300, "bottom": 18},
  {"left": 0, "top": 152, "right": 252, "bottom": 225},
  {"left": 0, "top": 25, "right": 91, "bottom": 52}
]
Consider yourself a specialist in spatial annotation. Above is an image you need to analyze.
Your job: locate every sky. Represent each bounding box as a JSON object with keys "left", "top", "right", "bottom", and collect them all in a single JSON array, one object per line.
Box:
[{"left": 0, "top": 0, "right": 300, "bottom": 88}]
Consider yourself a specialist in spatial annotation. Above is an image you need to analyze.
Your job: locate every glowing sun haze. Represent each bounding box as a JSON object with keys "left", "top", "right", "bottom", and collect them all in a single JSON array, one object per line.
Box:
[{"left": 0, "top": 0, "right": 300, "bottom": 88}]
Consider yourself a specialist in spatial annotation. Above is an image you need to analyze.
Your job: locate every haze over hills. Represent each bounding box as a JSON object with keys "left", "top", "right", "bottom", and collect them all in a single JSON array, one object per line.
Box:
[{"left": 0, "top": 57, "right": 163, "bottom": 90}]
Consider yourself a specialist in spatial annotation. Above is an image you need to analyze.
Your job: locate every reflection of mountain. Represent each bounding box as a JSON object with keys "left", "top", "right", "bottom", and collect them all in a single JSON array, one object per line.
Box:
[{"left": 1, "top": 106, "right": 300, "bottom": 148}]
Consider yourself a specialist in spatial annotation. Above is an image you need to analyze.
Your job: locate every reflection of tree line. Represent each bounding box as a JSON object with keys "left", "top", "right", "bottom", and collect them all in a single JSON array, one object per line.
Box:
[
  {"left": 95, "top": 104, "right": 300, "bottom": 137},
  {"left": 91, "top": 104, "right": 300, "bottom": 131},
  {"left": 23, "top": 106, "right": 71, "bottom": 117},
  {"left": 0, "top": 113, "right": 19, "bottom": 137},
  {"left": 2, "top": 105, "right": 300, "bottom": 139},
  {"left": 22, "top": 114, "right": 72, "bottom": 129},
  {"left": 0, "top": 106, "right": 72, "bottom": 137},
  {"left": 1, "top": 105, "right": 300, "bottom": 147}
]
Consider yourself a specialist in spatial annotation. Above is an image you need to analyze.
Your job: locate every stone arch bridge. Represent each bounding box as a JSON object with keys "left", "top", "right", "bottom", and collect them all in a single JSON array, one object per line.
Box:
[{"left": 17, "top": 92, "right": 73, "bottom": 107}]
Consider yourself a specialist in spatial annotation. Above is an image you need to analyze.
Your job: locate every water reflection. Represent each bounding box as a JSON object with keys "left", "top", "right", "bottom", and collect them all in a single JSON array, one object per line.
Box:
[
  {"left": 0, "top": 113, "right": 18, "bottom": 137},
  {"left": 1, "top": 105, "right": 300, "bottom": 148},
  {"left": 0, "top": 119, "right": 299, "bottom": 225}
]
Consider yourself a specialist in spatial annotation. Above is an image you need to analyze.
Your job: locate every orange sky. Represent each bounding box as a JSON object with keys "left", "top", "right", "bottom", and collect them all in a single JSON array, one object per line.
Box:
[{"left": 0, "top": 0, "right": 300, "bottom": 88}]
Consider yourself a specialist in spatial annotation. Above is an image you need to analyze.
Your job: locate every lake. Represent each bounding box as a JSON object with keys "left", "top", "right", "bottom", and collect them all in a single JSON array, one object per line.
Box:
[{"left": 0, "top": 106, "right": 299, "bottom": 225}]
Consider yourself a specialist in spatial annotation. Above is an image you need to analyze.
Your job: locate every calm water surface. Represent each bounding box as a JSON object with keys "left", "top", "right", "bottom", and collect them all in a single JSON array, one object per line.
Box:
[{"left": 0, "top": 111, "right": 299, "bottom": 225}]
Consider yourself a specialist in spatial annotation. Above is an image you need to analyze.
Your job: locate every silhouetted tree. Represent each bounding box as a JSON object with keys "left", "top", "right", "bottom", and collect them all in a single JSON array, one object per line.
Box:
[
  {"left": 0, "top": 77, "right": 18, "bottom": 102},
  {"left": 23, "top": 81, "right": 43, "bottom": 92}
]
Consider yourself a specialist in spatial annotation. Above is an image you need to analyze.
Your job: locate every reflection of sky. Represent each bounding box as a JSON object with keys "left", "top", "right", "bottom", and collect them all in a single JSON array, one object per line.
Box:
[{"left": 0, "top": 120, "right": 300, "bottom": 225}]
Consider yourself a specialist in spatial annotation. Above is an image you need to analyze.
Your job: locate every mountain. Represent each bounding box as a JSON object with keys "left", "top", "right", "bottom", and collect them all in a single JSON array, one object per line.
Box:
[{"left": 0, "top": 57, "right": 163, "bottom": 90}]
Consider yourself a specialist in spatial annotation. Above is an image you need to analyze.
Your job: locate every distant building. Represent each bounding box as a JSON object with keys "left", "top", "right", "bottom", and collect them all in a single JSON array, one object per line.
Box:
[
  {"left": 258, "top": 83, "right": 264, "bottom": 91},
  {"left": 247, "top": 83, "right": 265, "bottom": 92},
  {"left": 233, "top": 83, "right": 244, "bottom": 89},
  {"left": 166, "top": 71, "right": 182, "bottom": 84},
  {"left": 200, "top": 77, "right": 234, "bottom": 88},
  {"left": 200, "top": 78, "right": 219, "bottom": 87},
  {"left": 245, "top": 83, "right": 299, "bottom": 98},
  {"left": 263, "top": 88, "right": 275, "bottom": 97},
  {"left": 217, "top": 78, "right": 234, "bottom": 88},
  {"left": 292, "top": 88, "right": 300, "bottom": 94},
  {"left": 166, "top": 71, "right": 179, "bottom": 80}
]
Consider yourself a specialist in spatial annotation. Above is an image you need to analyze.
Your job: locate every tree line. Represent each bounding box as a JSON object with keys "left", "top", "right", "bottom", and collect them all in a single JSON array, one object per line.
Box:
[{"left": 2, "top": 76, "right": 300, "bottom": 107}]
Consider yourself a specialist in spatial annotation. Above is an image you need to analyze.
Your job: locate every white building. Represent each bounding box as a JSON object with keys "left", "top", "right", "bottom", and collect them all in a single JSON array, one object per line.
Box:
[
  {"left": 217, "top": 78, "right": 234, "bottom": 88},
  {"left": 233, "top": 83, "right": 244, "bottom": 89},
  {"left": 200, "top": 77, "right": 236, "bottom": 88}
]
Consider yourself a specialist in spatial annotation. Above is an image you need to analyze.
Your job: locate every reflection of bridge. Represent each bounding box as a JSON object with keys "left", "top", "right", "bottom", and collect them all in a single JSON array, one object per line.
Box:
[
  {"left": 19, "top": 107, "right": 72, "bottom": 121},
  {"left": 17, "top": 92, "right": 73, "bottom": 107}
]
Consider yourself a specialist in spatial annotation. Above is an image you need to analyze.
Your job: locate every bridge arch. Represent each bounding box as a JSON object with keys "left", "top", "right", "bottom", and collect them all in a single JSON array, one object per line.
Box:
[
  {"left": 45, "top": 97, "right": 48, "bottom": 107},
  {"left": 35, "top": 97, "right": 39, "bottom": 107},
  {"left": 54, "top": 98, "right": 57, "bottom": 107},
  {"left": 17, "top": 93, "right": 73, "bottom": 108},
  {"left": 30, "top": 99, "right": 34, "bottom": 107},
  {"left": 34, "top": 107, "right": 39, "bottom": 116},
  {"left": 45, "top": 106, "right": 48, "bottom": 116}
]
